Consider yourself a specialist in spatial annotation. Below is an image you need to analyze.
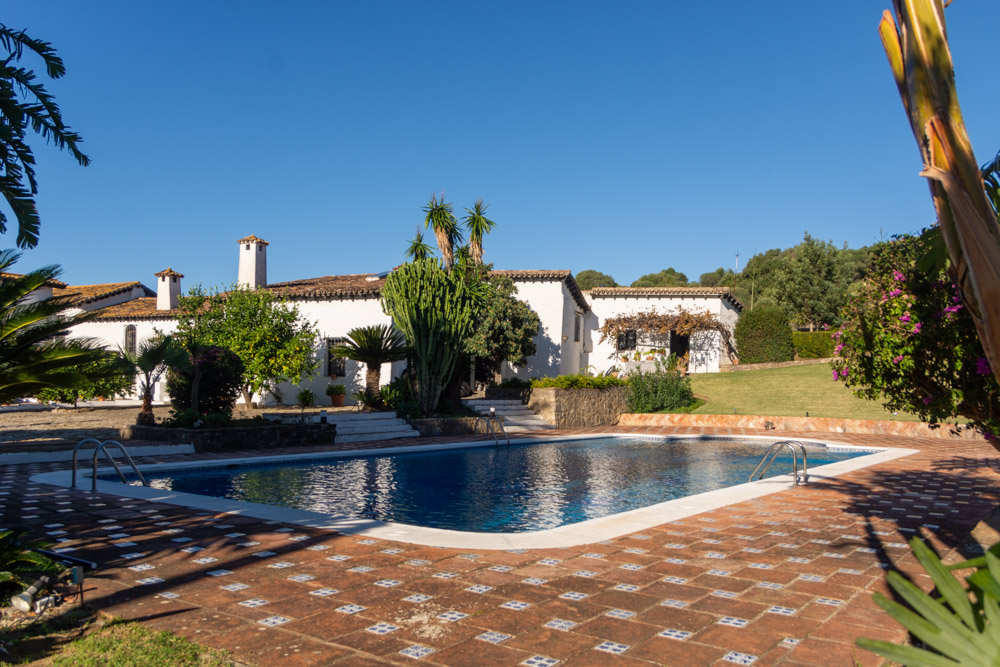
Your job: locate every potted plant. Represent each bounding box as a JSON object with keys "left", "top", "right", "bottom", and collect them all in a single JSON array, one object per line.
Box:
[{"left": 325, "top": 383, "right": 346, "bottom": 407}]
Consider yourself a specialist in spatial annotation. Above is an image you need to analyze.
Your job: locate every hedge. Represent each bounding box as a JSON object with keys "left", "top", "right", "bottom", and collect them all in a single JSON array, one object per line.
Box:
[
  {"left": 792, "top": 331, "right": 837, "bottom": 359},
  {"left": 734, "top": 305, "right": 794, "bottom": 364},
  {"left": 531, "top": 374, "right": 627, "bottom": 389}
]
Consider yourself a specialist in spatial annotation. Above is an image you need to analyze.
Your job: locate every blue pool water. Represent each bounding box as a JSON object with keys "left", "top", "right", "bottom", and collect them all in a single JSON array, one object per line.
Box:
[{"left": 126, "top": 437, "right": 869, "bottom": 532}]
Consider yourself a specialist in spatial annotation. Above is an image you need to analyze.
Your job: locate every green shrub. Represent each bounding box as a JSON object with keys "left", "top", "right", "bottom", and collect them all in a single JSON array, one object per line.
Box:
[
  {"left": 296, "top": 388, "right": 315, "bottom": 408},
  {"left": 325, "top": 383, "right": 346, "bottom": 396},
  {"left": 531, "top": 374, "right": 627, "bottom": 389},
  {"left": 166, "top": 345, "right": 244, "bottom": 416},
  {"left": 161, "top": 409, "right": 232, "bottom": 429},
  {"left": 498, "top": 377, "right": 532, "bottom": 389},
  {"left": 791, "top": 331, "right": 836, "bottom": 359},
  {"left": 626, "top": 360, "right": 695, "bottom": 413},
  {"left": 734, "top": 305, "right": 794, "bottom": 364}
]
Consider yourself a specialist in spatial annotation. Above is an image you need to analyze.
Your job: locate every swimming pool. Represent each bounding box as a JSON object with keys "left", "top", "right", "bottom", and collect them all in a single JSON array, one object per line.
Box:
[
  {"left": 124, "top": 437, "right": 866, "bottom": 533},
  {"left": 37, "top": 434, "right": 916, "bottom": 548}
]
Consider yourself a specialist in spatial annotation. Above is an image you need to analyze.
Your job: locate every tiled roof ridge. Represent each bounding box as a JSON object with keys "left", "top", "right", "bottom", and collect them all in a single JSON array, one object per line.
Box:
[
  {"left": 236, "top": 234, "right": 269, "bottom": 246},
  {"left": 90, "top": 296, "right": 177, "bottom": 320},
  {"left": 55, "top": 281, "right": 154, "bottom": 305},
  {"left": 590, "top": 286, "right": 744, "bottom": 309},
  {"left": 154, "top": 267, "right": 184, "bottom": 278},
  {"left": 1, "top": 271, "right": 68, "bottom": 288}
]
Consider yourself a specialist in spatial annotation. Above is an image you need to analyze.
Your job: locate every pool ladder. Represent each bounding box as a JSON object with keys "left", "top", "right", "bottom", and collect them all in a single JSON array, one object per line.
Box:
[
  {"left": 474, "top": 413, "right": 509, "bottom": 446},
  {"left": 71, "top": 438, "right": 150, "bottom": 492},
  {"left": 749, "top": 440, "right": 809, "bottom": 486}
]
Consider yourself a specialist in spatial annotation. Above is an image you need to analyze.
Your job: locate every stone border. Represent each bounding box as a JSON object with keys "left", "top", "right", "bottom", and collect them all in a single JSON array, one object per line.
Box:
[
  {"left": 619, "top": 412, "right": 984, "bottom": 440},
  {"left": 720, "top": 357, "right": 834, "bottom": 372},
  {"left": 120, "top": 423, "right": 337, "bottom": 452}
]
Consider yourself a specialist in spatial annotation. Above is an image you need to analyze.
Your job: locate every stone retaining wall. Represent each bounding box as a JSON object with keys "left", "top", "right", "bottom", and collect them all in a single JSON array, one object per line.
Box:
[
  {"left": 528, "top": 386, "right": 628, "bottom": 428},
  {"left": 617, "top": 412, "right": 984, "bottom": 440},
  {"left": 410, "top": 417, "right": 480, "bottom": 437},
  {"left": 121, "top": 423, "right": 337, "bottom": 453}
]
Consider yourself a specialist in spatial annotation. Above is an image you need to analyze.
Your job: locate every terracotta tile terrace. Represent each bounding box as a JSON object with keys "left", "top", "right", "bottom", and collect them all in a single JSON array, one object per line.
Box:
[{"left": 5, "top": 426, "right": 998, "bottom": 666}]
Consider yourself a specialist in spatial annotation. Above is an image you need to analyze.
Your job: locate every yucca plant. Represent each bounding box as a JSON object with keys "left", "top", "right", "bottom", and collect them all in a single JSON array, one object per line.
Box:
[
  {"left": 0, "top": 529, "right": 64, "bottom": 603},
  {"left": 857, "top": 536, "right": 1000, "bottom": 665},
  {"left": 879, "top": 1, "right": 1000, "bottom": 386},
  {"left": 423, "top": 194, "right": 463, "bottom": 272},
  {"left": 463, "top": 199, "right": 496, "bottom": 266}
]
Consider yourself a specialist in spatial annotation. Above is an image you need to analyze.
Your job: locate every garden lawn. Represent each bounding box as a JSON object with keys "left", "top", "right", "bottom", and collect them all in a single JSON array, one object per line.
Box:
[{"left": 687, "top": 362, "right": 924, "bottom": 421}]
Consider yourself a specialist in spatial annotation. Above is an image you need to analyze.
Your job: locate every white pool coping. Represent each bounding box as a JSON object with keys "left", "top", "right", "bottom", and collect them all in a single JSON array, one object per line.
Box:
[{"left": 32, "top": 433, "right": 918, "bottom": 550}]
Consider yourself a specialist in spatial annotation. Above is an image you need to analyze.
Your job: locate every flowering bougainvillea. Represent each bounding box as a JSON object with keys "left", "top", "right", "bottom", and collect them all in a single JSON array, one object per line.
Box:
[{"left": 832, "top": 232, "right": 998, "bottom": 444}]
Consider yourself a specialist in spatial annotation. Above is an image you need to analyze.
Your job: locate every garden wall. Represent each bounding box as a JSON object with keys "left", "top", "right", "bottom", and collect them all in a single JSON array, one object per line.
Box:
[
  {"left": 528, "top": 386, "right": 628, "bottom": 428},
  {"left": 721, "top": 358, "right": 833, "bottom": 372},
  {"left": 617, "top": 413, "right": 984, "bottom": 440},
  {"left": 121, "top": 423, "right": 337, "bottom": 453},
  {"left": 410, "top": 417, "right": 480, "bottom": 437}
]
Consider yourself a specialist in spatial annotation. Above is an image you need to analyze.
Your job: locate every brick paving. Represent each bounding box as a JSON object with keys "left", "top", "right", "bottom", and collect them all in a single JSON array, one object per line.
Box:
[{"left": 4, "top": 426, "right": 998, "bottom": 665}]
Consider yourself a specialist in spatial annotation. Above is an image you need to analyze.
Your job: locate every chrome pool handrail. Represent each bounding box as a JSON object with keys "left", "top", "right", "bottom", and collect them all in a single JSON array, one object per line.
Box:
[
  {"left": 474, "top": 414, "right": 510, "bottom": 446},
  {"left": 83, "top": 440, "right": 150, "bottom": 492},
  {"left": 749, "top": 440, "right": 809, "bottom": 485},
  {"left": 71, "top": 438, "right": 105, "bottom": 488}
]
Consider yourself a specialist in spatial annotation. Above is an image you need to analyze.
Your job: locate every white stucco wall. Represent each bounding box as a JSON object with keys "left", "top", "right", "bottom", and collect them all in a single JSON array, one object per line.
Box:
[
  {"left": 70, "top": 317, "right": 178, "bottom": 400},
  {"left": 268, "top": 296, "right": 397, "bottom": 407},
  {"left": 502, "top": 279, "right": 570, "bottom": 380},
  {"left": 586, "top": 295, "right": 737, "bottom": 375}
]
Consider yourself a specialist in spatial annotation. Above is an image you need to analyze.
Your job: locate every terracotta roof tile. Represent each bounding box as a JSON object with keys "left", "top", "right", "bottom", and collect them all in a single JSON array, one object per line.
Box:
[
  {"left": 265, "top": 274, "right": 384, "bottom": 299},
  {"left": 589, "top": 286, "right": 744, "bottom": 310},
  {"left": 236, "top": 234, "right": 269, "bottom": 246},
  {"left": 53, "top": 281, "right": 154, "bottom": 305},
  {"left": 1, "top": 272, "right": 67, "bottom": 288},
  {"left": 91, "top": 297, "right": 178, "bottom": 320},
  {"left": 154, "top": 268, "right": 184, "bottom": 278}
]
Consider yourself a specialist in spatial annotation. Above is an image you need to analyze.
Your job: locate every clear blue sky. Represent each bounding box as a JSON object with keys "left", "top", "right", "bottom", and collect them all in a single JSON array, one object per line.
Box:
[{"left": 7, "top": 2, "right": 1000, "bottom": 289}]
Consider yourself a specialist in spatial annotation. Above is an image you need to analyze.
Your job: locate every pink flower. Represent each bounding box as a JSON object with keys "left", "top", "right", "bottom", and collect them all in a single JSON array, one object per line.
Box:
[
  {"left": 839, "top": 368, "right": 848, "bottom": 379},
  {"left": 899, "top": 315, "right": 911, "bottom": 323},
  {"left": 888, "top": 289, "right": 902, "bottom": 297},
  {"left": 976, "top": 357, "right": 992, "bottom": 375},
  {"left": 832, "top": 369, "right": 839, "bottom": 380},
  {"left": 912, "top": 323, "right": 922, "bottom": 334},
  {"left": 834, "top": 343, "right": 843, "bottom": 354},
  {"left": 892, "top": 355, "right": 904, "bottom": 364},
  {"left": 922, "top": 395, "right": 934, "bottom": 405},
  {"left": 893, "top": 270, "right": 905, "bottom": 281}
]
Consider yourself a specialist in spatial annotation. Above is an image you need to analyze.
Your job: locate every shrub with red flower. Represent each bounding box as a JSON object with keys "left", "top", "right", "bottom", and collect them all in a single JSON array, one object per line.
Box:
[{"left": 832, "top": 232, "right": 998, "bottom": 442}]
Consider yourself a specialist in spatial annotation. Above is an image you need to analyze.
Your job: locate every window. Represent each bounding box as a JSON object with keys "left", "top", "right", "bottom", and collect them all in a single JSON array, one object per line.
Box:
[
  {"left": 326, "top": 337, "right": 346, "bottom": 376},
  {"left": 124, "top": 325, "right": 137, "bottom": 355},
  {"left": 574, "top": 313, "right": 582, "bottom": 343},
  {"left": 616, "top": 329, "right": 636, "bottom": 351}
]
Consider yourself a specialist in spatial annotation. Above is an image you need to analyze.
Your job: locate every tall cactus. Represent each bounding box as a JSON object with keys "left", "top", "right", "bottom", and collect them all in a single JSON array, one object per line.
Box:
[
  {"left": 380, "top": 258, "right": 475, "bottom": 415},
  {"left": 880, "top": 1, "right": 1000, "bottom": 385}
]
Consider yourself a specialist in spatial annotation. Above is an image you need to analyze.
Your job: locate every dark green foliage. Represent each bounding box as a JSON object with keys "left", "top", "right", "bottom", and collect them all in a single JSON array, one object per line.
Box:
[
  {"left": 698, "top": 267, "right": 735, "bottom": 287},
  {"left": 380, "top": 258, "right": 476, "bottom": 415},
  {"left": 791, "top": 332, "right": 837, "bottom": 359},
  {"left": 499, "top": 377, "right": 532, "bottom": 389},
  {"left": 122, "top": 335, "right": 187, "bottom": 426},
  {"left": 325, "top": 383, "right": 346, "bottom": 396},
  {"left": 857, "top": 536, "right": 1000, "bottom": 665},
  {"left": 531, "top": 374, "right": 626, "bottom": 389},
  {"left": 626, "top": 359, "right": 695, "bottom": 413},
  {"left": 0, "top": 25, "right": 90, "bottom": 248},
  {"left": 161, "top": 409, "right": 232, "bottom": 429},
  {"left": 0, "top": 251, "right": 120, "bottom": 403},
  {"left": 0, "top": 528, "right": 64, "bottom": 603},
  {"left": 296, "top": 388, "right": 315, "bottom": 409},
  {"left": 630, "top": 267, "right": 692, "bottom": 288},
  {"left": 734, "top": 305, "right": 794, "bottom": 363},
  {"left": 465, "top": 275, "right": 540, "bottom": 379},
  {"left": 35, "top": 353, "right": 134, "bottom": 405},
  {"left": 166, "top": 345, "right": 244, "bottom": 416},
  {"left": 574, "top": 270, "right": 619, "bottom": 291}
]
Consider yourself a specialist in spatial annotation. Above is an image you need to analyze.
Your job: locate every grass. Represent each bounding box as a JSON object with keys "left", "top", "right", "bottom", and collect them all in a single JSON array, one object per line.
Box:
[
  {"left": 0, "top": 609, "right": 234, "bottom": 666},
  {"left": 686, "top": 362, "right": 923, "bottom": 422}
]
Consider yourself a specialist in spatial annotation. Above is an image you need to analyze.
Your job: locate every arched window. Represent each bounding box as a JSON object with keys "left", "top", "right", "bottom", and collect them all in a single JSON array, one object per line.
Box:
[{"left": 124, "top": 325, "right": 137, "bottom": 355}]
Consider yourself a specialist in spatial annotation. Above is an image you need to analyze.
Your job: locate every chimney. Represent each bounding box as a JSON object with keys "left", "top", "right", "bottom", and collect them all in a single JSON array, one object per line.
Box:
[
  {"left": 154, "top": 268, "right": 183, "bottom": 310},
  {"left": 237, "top": 234, "right": 268, "bottom": 288}
]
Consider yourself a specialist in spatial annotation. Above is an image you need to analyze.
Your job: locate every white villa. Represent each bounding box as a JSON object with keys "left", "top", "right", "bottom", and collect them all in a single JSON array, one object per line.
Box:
[{"left": 61, "top": 235, "right": 742, "bottom": 404}]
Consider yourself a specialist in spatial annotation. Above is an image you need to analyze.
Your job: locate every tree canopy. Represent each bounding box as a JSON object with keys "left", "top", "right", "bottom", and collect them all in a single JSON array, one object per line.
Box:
[
  {"left": 465, "top": 274, "right": 540, "bottom": 380},
  {"left": 630, "top": 268, "right": 692, "bottom": 288},
  {"left": 175, "top": 286, "right": 318, "bottom": 405},
  {"left": 574, "top": 270, "right": 619, "bottom": 291}
]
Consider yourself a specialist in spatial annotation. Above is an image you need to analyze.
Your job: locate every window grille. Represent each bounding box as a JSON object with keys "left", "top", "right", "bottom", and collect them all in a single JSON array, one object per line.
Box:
[
  {"left": 616, "top": 329, "right": 637, "bottom": 351},
  {"left": 326, "top": 337, "right": 346, "bottom": 376},
  {"left": 124, "top": 325, "right": 137, "bottom": 356},
  {"left": 574, "top": 313, "right": 582, "bottom": 343}
]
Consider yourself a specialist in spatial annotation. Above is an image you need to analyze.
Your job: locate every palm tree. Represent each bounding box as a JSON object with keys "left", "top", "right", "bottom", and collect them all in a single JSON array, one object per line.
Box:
[
  {"left": 463, "top": 199, "right": 496, "bottom": 265},
  {"left": 121, "top": 335, "right": 185, "bottom": 425},
  {"left": 0, "top": 25, "right": 90, "bottom": 249},
  {"left": 0, "top": 250, "right": 117, "bottom": 403},
  {"left": 404, "top": 227, "right": 434, "bottom": 262},
  {"left": 331, "top": 324, "right": 407, "bottom": 397},
  {"left": 423, "top": 194, "right": 463, "bottom": 271}
]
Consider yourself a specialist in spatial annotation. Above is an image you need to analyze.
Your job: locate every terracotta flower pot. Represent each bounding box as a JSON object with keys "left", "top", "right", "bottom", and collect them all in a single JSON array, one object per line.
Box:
[{"left": 330, "top": 395, "right": 345, "bottom": 407}]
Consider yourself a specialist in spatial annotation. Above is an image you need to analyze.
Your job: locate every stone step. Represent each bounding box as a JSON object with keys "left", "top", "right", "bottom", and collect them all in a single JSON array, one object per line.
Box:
[
  {"left": 334, "top": 421, "right": 412, "bottom": 435},
  {"left": 467, "top": 406, "right": 537, "bottom": 416},
  {"left": 504, "top": 424, "right": 557, "bottom": 432},
  {"left": 463, "top": 399, "right": 526, "bottom": 407}
]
